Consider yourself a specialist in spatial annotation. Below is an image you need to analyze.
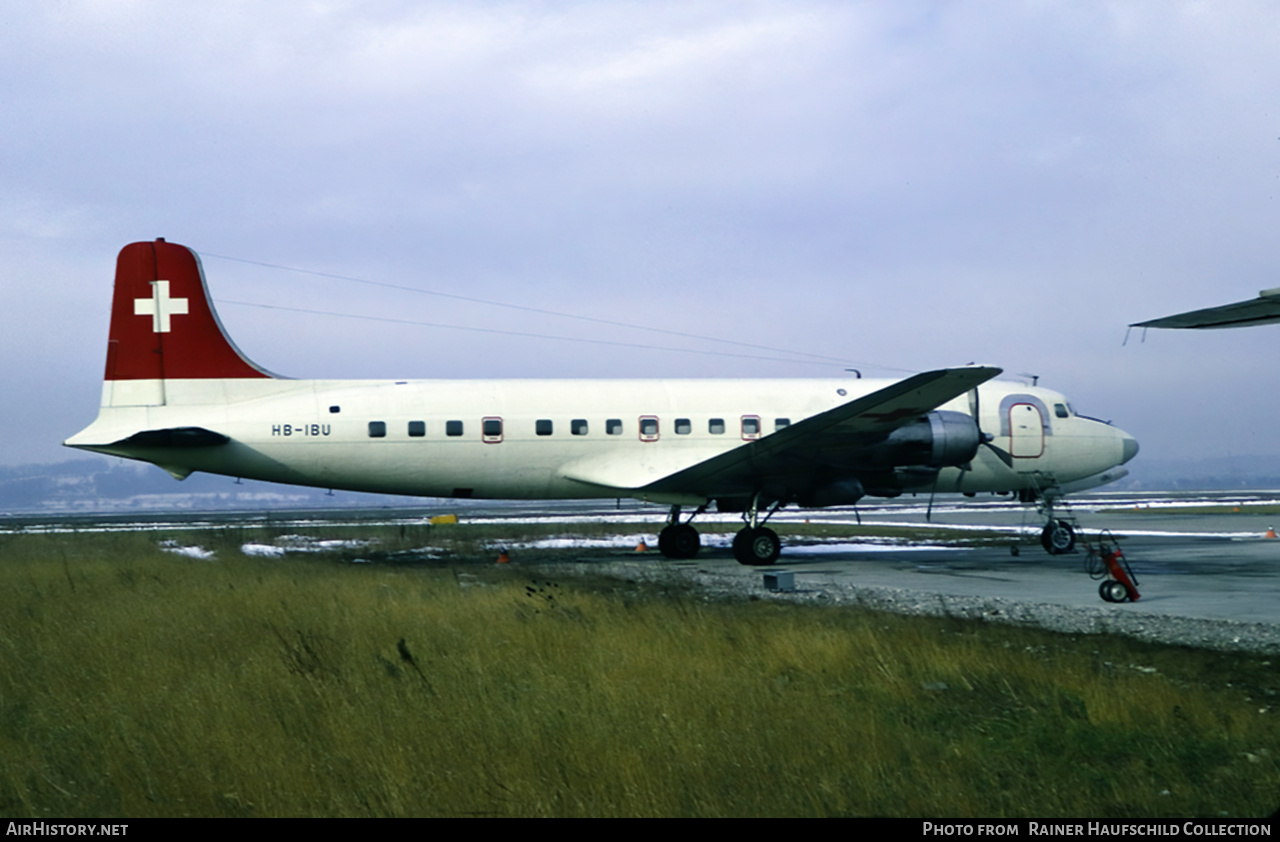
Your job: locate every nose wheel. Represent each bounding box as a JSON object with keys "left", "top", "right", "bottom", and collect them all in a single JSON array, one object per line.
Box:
[{"left": 1041, "top": 519, "right": 1076, "bottom": 554}]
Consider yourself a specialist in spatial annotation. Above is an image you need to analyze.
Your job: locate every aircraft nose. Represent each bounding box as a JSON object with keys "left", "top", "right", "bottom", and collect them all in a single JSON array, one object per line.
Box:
[{"left": 1120, "top": 431, "right": 1139, "bottom": 465}]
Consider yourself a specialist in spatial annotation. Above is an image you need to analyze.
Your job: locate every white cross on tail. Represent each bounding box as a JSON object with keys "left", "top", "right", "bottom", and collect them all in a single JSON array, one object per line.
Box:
[{"left": 134, "top": 280, "right": 189, "bottom": 333}]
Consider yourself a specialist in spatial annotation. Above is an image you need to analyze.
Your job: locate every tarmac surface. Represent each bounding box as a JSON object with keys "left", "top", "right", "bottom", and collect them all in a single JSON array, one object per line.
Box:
[
  {"left": 540, "top": 493, "right": 1280, "bottom": 651},
  {"left": 742, "top": 509, "right": 1280, "bottom": 626}
]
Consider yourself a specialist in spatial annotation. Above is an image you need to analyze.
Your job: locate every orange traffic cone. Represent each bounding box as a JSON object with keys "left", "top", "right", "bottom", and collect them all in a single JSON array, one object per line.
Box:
[
  {"left": 1265, "top": 527, "right": 1277, "bottom": 539},
  {"left": 496, "top": 549, "right": 510, "bottom": 563},
  {"left": 635, "top": 541, "right": 648, "bottom": 552}
]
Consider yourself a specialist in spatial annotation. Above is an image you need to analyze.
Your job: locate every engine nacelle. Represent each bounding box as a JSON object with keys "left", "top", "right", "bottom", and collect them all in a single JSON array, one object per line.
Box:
[{"left": 883, "top": 410, "right": 981, "bottom": 469}]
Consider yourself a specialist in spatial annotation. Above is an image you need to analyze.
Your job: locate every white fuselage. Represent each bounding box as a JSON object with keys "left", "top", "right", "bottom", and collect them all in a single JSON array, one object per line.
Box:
[{"left": 68, "top": 375, "right": 1135, "bottom": 504}]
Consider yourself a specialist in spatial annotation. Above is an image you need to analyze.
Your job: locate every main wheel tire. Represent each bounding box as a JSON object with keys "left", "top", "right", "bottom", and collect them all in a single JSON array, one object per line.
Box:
[
  {"left": 733, "top": 526, "right": 780, "bottom": 565},
  {"left": 1041, "top": 520, "right": 1076, "bottom": 555},
  {"left": 659, "top": 523, "right": 700, "bottom": 559},
  {"left": 1099, "top": 580, "right": 1129, "bottom": 603}
]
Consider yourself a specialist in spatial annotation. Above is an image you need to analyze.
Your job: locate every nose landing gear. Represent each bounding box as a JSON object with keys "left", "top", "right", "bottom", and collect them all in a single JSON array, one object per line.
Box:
[
  {"left": 1024, "top": 487, "right": 1139, "bottom": 602},
  {"left": 1041, "top": 518, "right": 1076, "bottom": 554}
]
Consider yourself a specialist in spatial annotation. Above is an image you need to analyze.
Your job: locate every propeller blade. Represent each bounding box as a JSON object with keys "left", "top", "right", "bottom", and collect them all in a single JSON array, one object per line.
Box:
[
  {"left": 970, "top": 385, "right": 1013, "bottom": 468},
  {"left": 984, "top": 441, "right": 1014, "bottom": 468}
]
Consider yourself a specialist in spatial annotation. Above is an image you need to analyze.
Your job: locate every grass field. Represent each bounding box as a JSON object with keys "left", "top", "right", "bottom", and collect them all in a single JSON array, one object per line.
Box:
[{"left": 0, "top": 522, "right": 1276, "bottom": 817}]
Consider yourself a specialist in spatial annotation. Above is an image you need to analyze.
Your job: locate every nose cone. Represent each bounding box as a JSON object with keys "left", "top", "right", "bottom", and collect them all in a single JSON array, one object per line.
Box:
[{"left": 1120, "top": 430, "right": 1139, "bottom": 465}]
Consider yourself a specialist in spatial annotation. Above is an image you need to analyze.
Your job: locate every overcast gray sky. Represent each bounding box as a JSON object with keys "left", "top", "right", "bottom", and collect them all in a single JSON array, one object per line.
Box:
[{"left": 4, "top": 1, "right": 1280, "bottom": 474}]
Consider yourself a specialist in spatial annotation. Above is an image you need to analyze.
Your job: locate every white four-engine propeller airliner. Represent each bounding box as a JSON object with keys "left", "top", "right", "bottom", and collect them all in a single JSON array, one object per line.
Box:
[{"left": 66, "top": 240, "right": 1139, "bottom": 565}]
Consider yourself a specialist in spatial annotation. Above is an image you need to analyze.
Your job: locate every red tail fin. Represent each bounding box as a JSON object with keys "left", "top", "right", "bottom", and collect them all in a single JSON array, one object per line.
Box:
[{"left": 107, "top": 240, "right": 271, "bottom": 381}]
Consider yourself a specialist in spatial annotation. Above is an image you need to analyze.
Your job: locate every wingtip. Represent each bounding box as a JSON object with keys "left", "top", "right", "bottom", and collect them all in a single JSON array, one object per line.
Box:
[{"left": 959, "top": 364, "right": 1003, "bottom": 380}]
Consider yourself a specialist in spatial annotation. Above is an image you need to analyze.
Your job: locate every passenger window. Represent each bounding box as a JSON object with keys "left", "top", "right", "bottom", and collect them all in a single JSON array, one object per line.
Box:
[
  {"left": 536, "top": 419, "right": 553, "bottom": 436},
  {"left": 368, "top": 421, "right": 386, "bottom": 438},
  {"left": 408, "top": 420, "right": 425, "bottom": 437},
  {"left": 674, "top": 418, "right": 692, "bottom": 435},
  {"left": 571, "top": 419, "right": 588, "bottom": 436},
  {"left": 606, "top": 419, "right": 623, "bottom": 436},
  {"left": 482, "top": 417, "right": 503, "bottom": 443},
  {"left": 775, "top": 418, "right": 791, "bottom": 431},
  {"left": 639, "top": 416, "right": 659, "bottom": 442},
  {"left": 1054, "top": 404, "right": 1069, "bottom": 419},
  {"left": 709, "top": 418, "right": 725, "bottom": 435},
  {"left": 741, "top": 416, "right": 761, "bottom": 440},
  {"left": 446, "top": 420, "right": 464, "bottom": 437}
]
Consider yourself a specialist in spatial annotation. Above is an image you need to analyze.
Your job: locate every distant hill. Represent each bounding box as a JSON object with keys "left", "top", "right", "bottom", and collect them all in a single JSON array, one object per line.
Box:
[
  {"left": 0, "top": 458, "right": 429, "bottom": 514},
  {"left": 1113, "top": 454, "right": 1280, "bottom": 492}
]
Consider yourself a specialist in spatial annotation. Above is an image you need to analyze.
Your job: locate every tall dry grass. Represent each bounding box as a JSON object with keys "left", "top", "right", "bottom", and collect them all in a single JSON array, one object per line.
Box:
[{"left": 0, "top": 528, "right": 1276, "bottom": 817}]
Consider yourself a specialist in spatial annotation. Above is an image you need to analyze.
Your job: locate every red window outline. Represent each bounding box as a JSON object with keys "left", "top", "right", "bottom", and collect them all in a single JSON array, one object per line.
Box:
[
  {"left": 639, "top": 415, "right": 660, "bottom": 442},
  {"left": 482, "top": 416, "right": 504, "bottom": 444}
]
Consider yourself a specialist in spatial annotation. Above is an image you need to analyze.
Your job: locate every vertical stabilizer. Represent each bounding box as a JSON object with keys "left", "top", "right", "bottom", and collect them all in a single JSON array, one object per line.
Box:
[{"left": 104, "top": 240, "right": 271, "bottom": 405}]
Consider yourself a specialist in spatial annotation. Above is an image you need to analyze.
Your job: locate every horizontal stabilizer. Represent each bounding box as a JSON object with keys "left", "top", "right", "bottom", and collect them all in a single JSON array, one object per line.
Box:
[{"left": 113, "top": 427, "right": 230, "bottom": 448}]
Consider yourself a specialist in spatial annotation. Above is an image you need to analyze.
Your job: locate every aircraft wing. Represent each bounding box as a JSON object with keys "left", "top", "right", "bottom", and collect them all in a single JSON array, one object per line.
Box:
[
  {"left": 1131, "top": 287, "right": 1280, "bottom": 330},
  {"left": 638, "top": 365, "right": 1002, "bottom": 499}
]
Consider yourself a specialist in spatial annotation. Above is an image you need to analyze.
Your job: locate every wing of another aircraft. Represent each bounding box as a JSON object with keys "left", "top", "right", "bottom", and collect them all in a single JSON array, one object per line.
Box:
[
  {"left": 1131, "top": 287, "right": 1280, "bottom": 330},
  {"left": 634, "top": 365, "right": 1001, "bottom": 499}
]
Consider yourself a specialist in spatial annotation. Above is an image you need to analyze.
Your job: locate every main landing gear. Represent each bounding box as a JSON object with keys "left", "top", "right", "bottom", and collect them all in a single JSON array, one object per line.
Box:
[
  {"left": 656, "top": 496, "right": 786, "bottom": 566},
  {"left": 731, "top": 493, "right": 784, "bottom": 566},
  {"left": 657, "top": 504, "right": 705, "bottom": 560},
  {"left": 732, "top": 525, "right": 781, "bottom": 566}
]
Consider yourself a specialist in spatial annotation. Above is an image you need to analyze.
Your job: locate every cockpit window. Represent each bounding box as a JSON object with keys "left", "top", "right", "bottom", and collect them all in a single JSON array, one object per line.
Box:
[{"left": 1054, "top": 403, "right": 1069, "bottom": 419}]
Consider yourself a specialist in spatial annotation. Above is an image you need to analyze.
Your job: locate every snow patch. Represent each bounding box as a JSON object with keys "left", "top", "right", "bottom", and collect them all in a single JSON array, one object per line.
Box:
[{"left": 158, "top": 540, "right": 214, "bottom": 560}]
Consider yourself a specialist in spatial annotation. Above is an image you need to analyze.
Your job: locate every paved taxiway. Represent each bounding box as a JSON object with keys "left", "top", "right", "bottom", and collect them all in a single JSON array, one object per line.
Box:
[
  {"left": 769, "top": 512, "right": 1280, "bottom": 625},
  {"left": 560, "top": 499, "right": 1280, "bottom": 649}
]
